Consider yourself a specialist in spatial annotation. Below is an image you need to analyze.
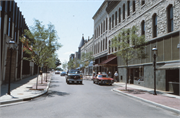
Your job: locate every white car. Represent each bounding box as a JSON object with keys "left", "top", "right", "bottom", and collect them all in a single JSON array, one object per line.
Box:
[{"left": 55, "top": 70, "right": 60, "bottom": 74}]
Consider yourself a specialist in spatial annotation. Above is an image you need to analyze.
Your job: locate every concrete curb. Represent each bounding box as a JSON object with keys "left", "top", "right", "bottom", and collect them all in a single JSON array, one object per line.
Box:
[
  {"left": 112, "top": 88, "right": 180, "bottom": 114},
  {"left": 0, "top": 75, "right": 52, "bottom": 106}
]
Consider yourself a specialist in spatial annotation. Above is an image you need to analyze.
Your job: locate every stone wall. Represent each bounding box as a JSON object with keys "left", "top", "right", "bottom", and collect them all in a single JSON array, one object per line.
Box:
[{"left": 144, "top": 65, "right": 166, "bottom": 90}]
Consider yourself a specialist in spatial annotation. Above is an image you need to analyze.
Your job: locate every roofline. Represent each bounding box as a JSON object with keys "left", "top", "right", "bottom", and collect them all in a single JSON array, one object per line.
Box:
[{"left": 92, "top": 0, "right": 107, "bottom": 19}]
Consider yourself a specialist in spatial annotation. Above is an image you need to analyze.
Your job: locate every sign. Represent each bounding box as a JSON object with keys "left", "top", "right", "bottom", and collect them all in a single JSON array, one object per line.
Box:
[{"left": 177, "top": 43, "right": 180, "bottom": 49}]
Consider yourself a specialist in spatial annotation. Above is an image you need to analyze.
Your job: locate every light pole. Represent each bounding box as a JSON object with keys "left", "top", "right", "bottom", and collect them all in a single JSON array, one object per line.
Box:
[
  {"left": 152, "top": 46, "right": 157, "bottom": 95},
  {"left": 7, "top": 40, "right": 16, "bottom": 95}
]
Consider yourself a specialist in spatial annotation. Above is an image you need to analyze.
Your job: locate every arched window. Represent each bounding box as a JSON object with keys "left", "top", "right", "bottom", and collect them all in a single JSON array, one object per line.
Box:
[
  {"left": 152, "top": 14, "right": 157, "bottom": 38},
  {"left": 167, "top": 4, "right": 173, "bottom": 32},
  {"left": 141, "top": 20, "right": 145, "bottom": 35},
  {"left": 123, "top": 4, "right": 125, "bottom": 20}
]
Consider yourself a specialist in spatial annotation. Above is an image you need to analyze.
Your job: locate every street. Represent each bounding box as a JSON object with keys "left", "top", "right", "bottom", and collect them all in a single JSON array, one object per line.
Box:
[{"left": 1, "top": 73, "right": 179, "bottom": 118}]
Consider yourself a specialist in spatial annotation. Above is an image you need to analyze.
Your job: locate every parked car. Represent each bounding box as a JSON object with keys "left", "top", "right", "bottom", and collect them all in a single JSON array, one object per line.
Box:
[
  {"left": 55, "top": 70, "right": 60, "bottom": 74},
  {"left": 60, "top": 71, "right": 67, "bottom": 76},
  {"left": 93, "top": 74, "right": 114, "bottom": 85},
  {"left": 66, "top": 69, "right": 83, "bottom": 84}
]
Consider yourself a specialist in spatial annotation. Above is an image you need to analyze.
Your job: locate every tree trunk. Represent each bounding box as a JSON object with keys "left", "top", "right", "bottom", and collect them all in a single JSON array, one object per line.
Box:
[
  {"left": 36, "top": 67, "right": 39, "bottom": 90},
  {"left": 125, "top": 61, "right": 128, "bottom": 90}
]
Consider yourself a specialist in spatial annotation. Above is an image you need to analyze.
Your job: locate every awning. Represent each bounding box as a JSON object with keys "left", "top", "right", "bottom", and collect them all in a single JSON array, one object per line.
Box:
[
  {"left": 157, "top": 62, "right": 180, "bottom": 70},
  {"left": 88, "top": 61, "right": 94, "bottom": 67},
  {"left": 99, "top": 56, "right": 117, "bottom": 66}
]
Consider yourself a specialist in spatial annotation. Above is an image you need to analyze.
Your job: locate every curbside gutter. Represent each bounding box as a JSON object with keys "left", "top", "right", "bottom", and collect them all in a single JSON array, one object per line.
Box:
[
  {"left": 0, "top": 75, "right": 52, "bottom": 106},
  {"left": 112, "top": 88, "right": 180, "bottom": 114}
]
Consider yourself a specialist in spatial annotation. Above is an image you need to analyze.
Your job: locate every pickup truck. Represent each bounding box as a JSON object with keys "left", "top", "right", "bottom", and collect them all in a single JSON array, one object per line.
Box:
[{"left": 66, "top": 69, "right": 83, "bottom": 84}]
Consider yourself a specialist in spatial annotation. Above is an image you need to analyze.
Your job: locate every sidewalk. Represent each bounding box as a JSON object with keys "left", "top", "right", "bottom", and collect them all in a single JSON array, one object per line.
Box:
[
  {"left": 0, "top": 72, "right": 52, "bottom": 106},
  {"left": 113, "top": 82, "right": 180, "bottom": 114}
]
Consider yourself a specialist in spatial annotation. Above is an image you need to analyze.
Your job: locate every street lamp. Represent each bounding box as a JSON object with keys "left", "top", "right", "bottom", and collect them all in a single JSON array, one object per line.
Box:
[
  {"left": 152, "top": 46, "right": 157, "bottom": 95},
  {"left": 7, "top": 40, "right": 16, "bottom": 95}
]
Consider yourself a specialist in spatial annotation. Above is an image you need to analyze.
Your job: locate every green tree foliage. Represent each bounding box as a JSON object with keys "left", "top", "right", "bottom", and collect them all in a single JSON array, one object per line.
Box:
[
  {"left": 55, "top": 58, "right": 61, "bottom": 67},
  {"left": 80, "top": 52, "right": 94, "bottom": 71},
  {"left": 62, "top": 61, "right": 68, "bottom": 71},
  {"left": 21, "top": 19, "right": 62, "bottom": 69},
  {"left": 111, "top": 26, "right": 147, "bottom": 90}
]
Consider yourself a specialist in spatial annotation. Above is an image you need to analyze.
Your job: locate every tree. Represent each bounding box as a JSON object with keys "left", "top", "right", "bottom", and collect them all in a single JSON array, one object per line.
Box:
[
  {"left": 55, "top": 58, "right": 61, "bottom": 67},
  {"left": 79, "top": 52, "right": 94, "bottom": 72},
  {"left": 62, "top": 61, "right": 68, "bottom": 71},
  {"left": 21, "top": 19, "right": 62, "bottom": 89},
  {"left": 111, "top": 26, "right": 147, "bottom": 90}
]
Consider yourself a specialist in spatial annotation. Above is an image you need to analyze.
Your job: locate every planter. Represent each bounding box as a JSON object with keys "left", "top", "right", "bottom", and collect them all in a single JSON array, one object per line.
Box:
[{"left": 172, "top": 82, "right": 179, "bottom": 95}]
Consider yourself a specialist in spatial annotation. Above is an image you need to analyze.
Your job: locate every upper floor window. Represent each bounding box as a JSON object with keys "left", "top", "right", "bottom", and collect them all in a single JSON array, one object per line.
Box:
[
  {"left": 101, "top": 23, "right": 102, "bottom": 34},
  {"left": 167, "top": 5, "right": 173, "bottom": 32},
  {"left": 109, "top": 17, "right": 111, "bottom": 30},
  {"left": 152, "top": 14, "right": 157, "bottom": 38},
  {"left": 115, "top": 11, "right": 117, "bottom": 25},
  {"left": 112, "top": 14, "right": 114, "bottom": 28},
  {"left": 141, "top": 0, "right": 145, "bottom": 5},
  {"left": 133, "top": 0, "right": 136, "bottom": 12},
  {"left": 127, "top": 1, "right": 130, "bottom": 16},
  {"left": 141, "top": 20, "right": 145, "bottom": 35},
  {"left": 103, "top": 20, "right": 105, "bottom": 32},
  {"left": 109, "top": 40, "right": 111, "bottom": 53},
  {"left": 123, "top": 4, "right": 125, "bottom": 20},
  {"left": 106, "top": 18, "right": 107, "bottom": 30},
  {"left": 106, "top": 37, "right": 107, "bottom": 49},
  {"left": 119, "top": 8, "right": 121, "bottom": 23},
  {"left": 8, "top": 17, "right": 11, "bottom": 37}
]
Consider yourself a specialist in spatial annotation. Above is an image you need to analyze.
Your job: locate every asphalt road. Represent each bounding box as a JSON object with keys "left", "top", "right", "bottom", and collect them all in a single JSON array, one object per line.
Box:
[{"left": 1, "top": 74, "right": 179, "bottom": 118}]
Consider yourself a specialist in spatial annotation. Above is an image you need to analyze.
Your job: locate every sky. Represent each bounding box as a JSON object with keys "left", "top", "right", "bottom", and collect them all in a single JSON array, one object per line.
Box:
[{"left": 15, "top": 0, "right": 103, "bottom": 66}]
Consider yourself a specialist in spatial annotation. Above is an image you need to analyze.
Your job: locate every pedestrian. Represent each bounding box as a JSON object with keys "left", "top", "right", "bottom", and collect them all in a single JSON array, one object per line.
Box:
[
  {"left": 108, "top": 71, "right": 112, "bottom": 78},
  {"left": 114, "top": 71, "right": 118, "bottom": 82}
]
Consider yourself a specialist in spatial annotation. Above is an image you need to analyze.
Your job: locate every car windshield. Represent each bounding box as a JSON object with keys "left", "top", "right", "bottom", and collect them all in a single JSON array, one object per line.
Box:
[
  {"left": 69, "top": 70, "right": 80, "bottom": 74},
  {"left": 98, "top": 75, "right": 107, "bottom": 77}
]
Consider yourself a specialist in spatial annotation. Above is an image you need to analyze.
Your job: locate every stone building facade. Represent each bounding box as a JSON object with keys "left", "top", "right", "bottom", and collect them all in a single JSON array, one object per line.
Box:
[
  {"left": 81, "top": 0, "right": 180, "bottom": 91},
  {"left": 1, "top": 1, "right": 37, "bottom": 85}
]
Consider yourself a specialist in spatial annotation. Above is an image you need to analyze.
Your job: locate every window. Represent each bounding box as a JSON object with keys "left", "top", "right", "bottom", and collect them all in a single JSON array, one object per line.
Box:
[
  {"left": 127, "top": 33, "right": 130, "bottom": 44},
  {"left": 141, "top": 0, "right": 145, "bottom": 5},
  {"left": 133, "top": 0, "right": 136, "bottom": 12},
  {"left": 109, "top": 17, "right": 111, "bottom": 30},
  {"left": 106, "top": 37, "right": 107, "bottom": 49},
  {"left": 132, "top": 31, "right": 136, "bottom": 45},
  {"left": 103, "top": 39, "right": 104, "bottom": 50},
  {"left": 101, "top": 23, "right": 102, "bottom": 34},
  {"left": 109, "top": 40, "right": 111, "bottom": 53},
  {"left": 167, "top": 5, "right": 173, "bottom": 32},
  {"left": 141, "top": 20, "right": 145, "bottom": 35},
  {"left": 101, "top": 40, "right": 102, "bottom": 52},
  {"left": 8, "top": 17, "right": 11, "bottom": 37},
  {"left": 119, "top": 8, "right": 121, "bottom": 23},
  {"left": 127, "top": 1, "right": 130, "bottom": 16},
  {"left": 106, "top": 18, "right": 107, "bottom": 30},
  {"left": 112, "top": 14, "right": 114, "bottom": 28},
  {"left": 123, "top": 4, "right": 125, "bottom": 20},
  {"left": 115, "top": 11, "right": 117, "bottom": 25},
  {"left": 152, "top": 14, "right": 157, "bottom": 38},
  {"left": 0, "top": 1, "right": 2, "bottom": 11},
  {"left": 103, "top": 20, "right": 105, "bottom": 32}
]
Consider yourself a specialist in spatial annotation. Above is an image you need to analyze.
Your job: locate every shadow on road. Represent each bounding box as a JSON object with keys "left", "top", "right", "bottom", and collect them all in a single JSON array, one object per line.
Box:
[{"left": 46, "top": 90, "right": 70, "bottom": 97}]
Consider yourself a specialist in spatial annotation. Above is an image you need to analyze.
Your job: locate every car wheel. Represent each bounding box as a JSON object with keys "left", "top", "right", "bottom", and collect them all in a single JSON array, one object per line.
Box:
[
  {"left": 93, "top": 80, "right": 95, "bottom": 84},
  {"left": 80, "top": 81, "right": 82, "bottom": 84}
]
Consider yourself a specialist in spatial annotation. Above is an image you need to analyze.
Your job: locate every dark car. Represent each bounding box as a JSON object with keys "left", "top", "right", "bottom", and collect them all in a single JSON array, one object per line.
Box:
[
  {"left": 66, "top": 69, "right": 83, "bottom": 84},
  {"left": 93, "top": 74, "right": 114, "bottom": 85},
  {"left": 60, "top": 71, "right": 67, "bottom": 76}
]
